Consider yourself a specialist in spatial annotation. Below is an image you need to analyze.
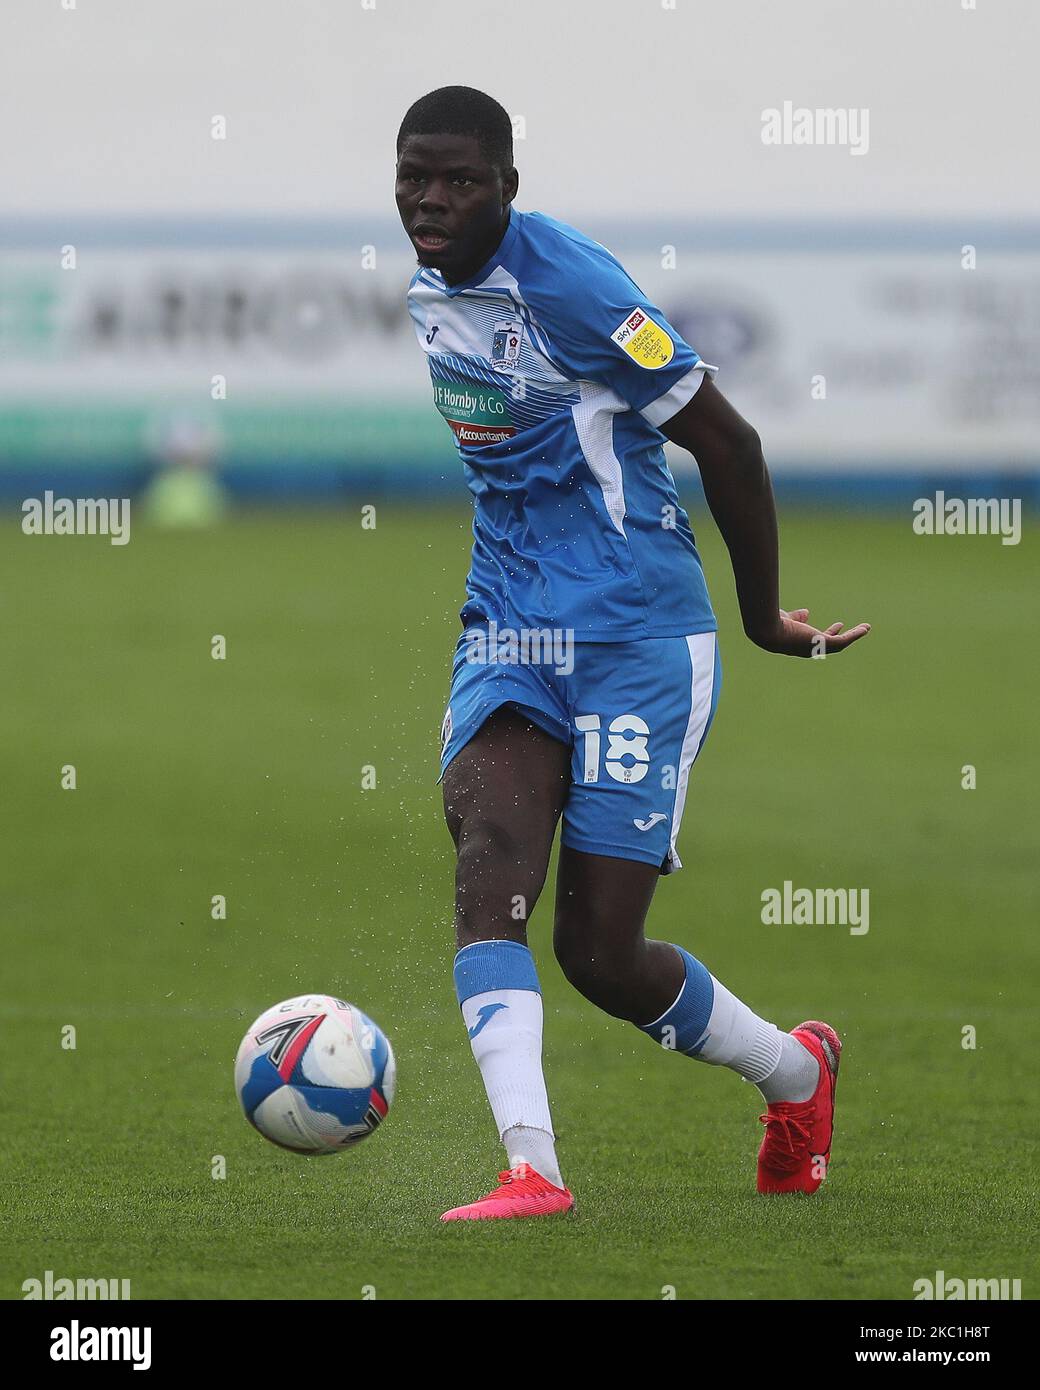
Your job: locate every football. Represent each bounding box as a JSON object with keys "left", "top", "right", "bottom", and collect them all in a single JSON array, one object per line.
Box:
[{"left": 235, "top": 994, "right": 395, "bottom": 1154}]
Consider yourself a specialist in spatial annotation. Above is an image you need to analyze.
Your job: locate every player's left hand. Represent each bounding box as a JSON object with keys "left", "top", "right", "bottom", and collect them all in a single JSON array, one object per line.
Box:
[{"left": 751, "top": 608, "right": 872, "bottom": 658}]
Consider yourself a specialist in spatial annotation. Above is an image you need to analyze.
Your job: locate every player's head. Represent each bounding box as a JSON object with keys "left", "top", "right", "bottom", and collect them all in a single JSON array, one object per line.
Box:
[{"left": 396, "top": 86, "right": 518, "bottom": 284}]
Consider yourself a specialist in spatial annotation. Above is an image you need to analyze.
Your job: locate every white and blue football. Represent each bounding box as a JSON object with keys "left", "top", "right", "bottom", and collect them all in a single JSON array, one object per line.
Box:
[{"left": 235, "top": 994, "right": 395, "bottom": 1154}]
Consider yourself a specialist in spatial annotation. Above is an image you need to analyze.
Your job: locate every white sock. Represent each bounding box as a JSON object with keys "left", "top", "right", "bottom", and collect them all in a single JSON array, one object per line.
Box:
[
  {"left": 461, "top": 987, "right": 564, "bottom": 1187},
  {"left": 503, "top": 1125, "right": 564, "bottom": 1189},
  {"left": 697, "top": 976, "right": 820, "bottom": 1104},
  {"left": 756, "top": 1033, "right": 820, "bottom": 1104}
]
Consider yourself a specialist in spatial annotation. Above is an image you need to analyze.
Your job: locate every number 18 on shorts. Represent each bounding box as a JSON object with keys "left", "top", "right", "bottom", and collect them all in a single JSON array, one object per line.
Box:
[{"left": 440, "top": 629, "right": 720, "bottom": 874}]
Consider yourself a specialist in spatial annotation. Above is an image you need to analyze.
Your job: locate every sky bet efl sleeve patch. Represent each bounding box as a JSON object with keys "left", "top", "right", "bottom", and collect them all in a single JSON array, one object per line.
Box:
[{"left": 610, "top": 308, "right": 675, "bottom": 369}]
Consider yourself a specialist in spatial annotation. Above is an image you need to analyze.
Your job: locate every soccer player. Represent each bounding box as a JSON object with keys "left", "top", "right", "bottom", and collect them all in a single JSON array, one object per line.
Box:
[{"left": 396, "top": 87, "right": 871, "bottom": 1220}]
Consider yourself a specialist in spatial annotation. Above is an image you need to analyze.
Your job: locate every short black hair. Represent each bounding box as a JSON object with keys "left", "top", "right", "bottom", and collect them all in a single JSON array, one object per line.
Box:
[{"left": 397, "top": 86, "right": 514, "bottom": 172}]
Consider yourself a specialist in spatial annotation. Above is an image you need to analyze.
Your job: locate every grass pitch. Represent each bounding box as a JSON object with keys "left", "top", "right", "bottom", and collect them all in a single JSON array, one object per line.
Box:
[{"left": 1, "top": 502, "right": 1036, "bottom": 1300}]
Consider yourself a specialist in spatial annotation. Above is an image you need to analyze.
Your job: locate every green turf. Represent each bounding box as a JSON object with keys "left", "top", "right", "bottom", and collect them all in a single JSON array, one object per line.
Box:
[{"left": 1, "top": 503, "right": 1036, "bottom": 1300}]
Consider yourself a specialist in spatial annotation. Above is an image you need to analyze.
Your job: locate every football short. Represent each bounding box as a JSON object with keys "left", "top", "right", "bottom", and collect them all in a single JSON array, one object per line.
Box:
[{"left": 439, "top": 625, "right": 720, "bottom": 873}]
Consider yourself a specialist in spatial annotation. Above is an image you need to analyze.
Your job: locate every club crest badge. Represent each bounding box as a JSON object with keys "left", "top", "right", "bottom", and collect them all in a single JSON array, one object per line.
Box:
[{"left": 491, "top": 320, "right": 524, "bottom": 370}]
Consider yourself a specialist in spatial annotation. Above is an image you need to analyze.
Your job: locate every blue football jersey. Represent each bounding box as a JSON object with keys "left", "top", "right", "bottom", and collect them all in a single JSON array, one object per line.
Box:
[{"left": 406, "top": 206, "right": 718, "bottom": 640}]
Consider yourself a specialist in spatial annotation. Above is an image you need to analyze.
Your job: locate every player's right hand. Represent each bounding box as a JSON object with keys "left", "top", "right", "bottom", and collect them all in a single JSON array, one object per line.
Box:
[{"left": 750, "top": 608, "right": 872, "bottom": 658}]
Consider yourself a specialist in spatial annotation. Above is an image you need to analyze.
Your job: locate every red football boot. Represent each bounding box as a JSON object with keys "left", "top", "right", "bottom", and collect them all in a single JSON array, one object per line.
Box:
[
  {"left": 757, "top": 1020, "right": 842, "bottom": 1194},
  {"left": 440, "top": 1163, "right": 575, "bottom": 1222}
]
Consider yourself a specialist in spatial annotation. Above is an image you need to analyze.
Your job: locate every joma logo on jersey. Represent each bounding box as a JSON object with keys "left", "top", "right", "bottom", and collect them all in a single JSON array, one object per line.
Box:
[
  {"left": 491, "top": 319, "right": 524, "bottom": 369},
  {"left": 610, "top": 308, "right": 674, "bottom": 369}
]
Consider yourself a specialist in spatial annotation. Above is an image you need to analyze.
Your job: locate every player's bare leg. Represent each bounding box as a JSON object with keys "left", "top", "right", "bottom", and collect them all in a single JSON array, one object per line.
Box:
[
  {"left": 440, "top": 706, "right": 575, "bottom": 1220},
  {"left": 554, "top": 846, "right": 839, "bottom": 1193},
  {"left": 553, "top": 849, "right": 679, "bottom": 1022},
  {"left": 443, "top": 705, "right": 569, "bottom": 951}
]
